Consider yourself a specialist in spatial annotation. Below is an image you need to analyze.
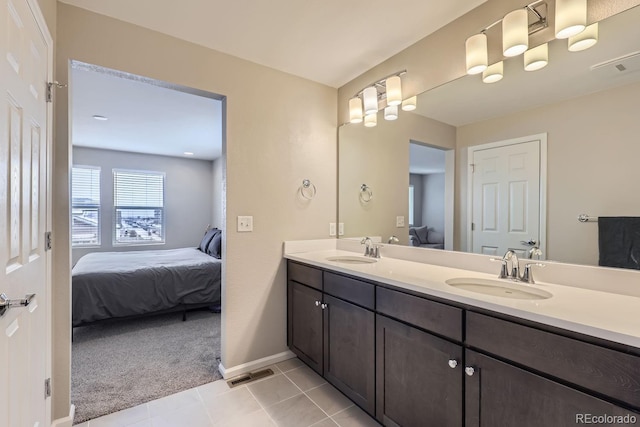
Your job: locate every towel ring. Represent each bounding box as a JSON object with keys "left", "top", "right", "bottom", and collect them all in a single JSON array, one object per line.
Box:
[
  {"left": 360, "top": 184, "right": 373, "bottom": 203},
  {"left": 300, "top": 179, "right": 317, "bottom": 200}
]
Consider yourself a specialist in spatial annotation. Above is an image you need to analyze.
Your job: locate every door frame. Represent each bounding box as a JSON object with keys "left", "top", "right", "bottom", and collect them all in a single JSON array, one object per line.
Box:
[
  {"left": 466, "top": 133, "right": 547, "bottom": 257},
  {"left": 27, "top": 0, "right": 54, "bottom": 423}
]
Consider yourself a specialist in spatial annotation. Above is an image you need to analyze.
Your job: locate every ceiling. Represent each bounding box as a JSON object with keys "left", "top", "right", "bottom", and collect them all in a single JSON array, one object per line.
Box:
[
  {"left": 59, "top": 0, "right": 486, "bottom": 88},
  {"left": 409, "top": 143, "right": 446, "bottom": 174},
  {"left": 71, "top": 65, "right": 223, "bottom": 160},
  {"left": 414, "top": 6, "right": 640, "bottom": 126}
]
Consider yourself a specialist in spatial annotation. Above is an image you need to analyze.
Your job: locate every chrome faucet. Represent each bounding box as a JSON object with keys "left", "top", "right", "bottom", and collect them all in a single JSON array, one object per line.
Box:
[
  {"left": 361, "top": 237, "right": 373, "bottom": 257},
  {"left": 492, "top": 250, "right": 545, "bottom": 283},
  {"left": 387, "top": 235, "right": 399, "bottom": 244}
]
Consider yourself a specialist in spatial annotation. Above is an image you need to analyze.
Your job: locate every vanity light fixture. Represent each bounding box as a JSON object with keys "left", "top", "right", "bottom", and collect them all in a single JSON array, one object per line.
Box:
[
  {"left": 363, "top": 86, "right": 378, "bottom": 116},
  {"left": 364, "top": 113, "right": 377, "bottom": 127},
  {"left": 524, "top": 43, "right": 549, "bottom": 71},
  {"left": 482, "top": 61, "right": 504, "bottom": 83},
  {"left": 503, "top": 9, "right": 529, "bottom": 57},
  {"left": 349, "top": 97, "right": 363, "bottom": 123},
  {"left": 465, "top": 33, "right": 488, "bottom": 75},
  {"left": 348, "top": 70, "right": 407, "bottom": 126},
  {"left": 401, "top": 96, "right": 417, "bottom": 111},
  {"left": 385, "top": 75, "right": 402, "bottom": 106},
  {"left": 555, "top": 0, "right": 586, "bottom": 39},
  {"left": 384, "top": 105, "right": 398, "bottom": 121},
  {"left": 568, "top": 22, "right": 598, "bottom": 52}
]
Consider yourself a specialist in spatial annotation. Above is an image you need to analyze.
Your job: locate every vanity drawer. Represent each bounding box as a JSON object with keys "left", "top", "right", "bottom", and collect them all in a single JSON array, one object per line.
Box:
[
  {"left": 376, "top": 287, "right": 462, "bottom": 342},
  {"left": 466, "top": 312, "right": 640, "bottom": 409},
  {"left": 288, "top": 261, "right": 323, "bottom": 290},
  {"left": 324, "top": 272, "right": 374, "bottom": 309}
]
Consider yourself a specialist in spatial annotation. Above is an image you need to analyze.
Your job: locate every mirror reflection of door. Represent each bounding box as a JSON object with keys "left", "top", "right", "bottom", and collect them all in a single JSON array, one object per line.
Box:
[
  {"left": 409, "top": 142, "right": 448, "bottom": 249},
  {"left": 468, "top": 134, "right": 547, "bottom": 258}
]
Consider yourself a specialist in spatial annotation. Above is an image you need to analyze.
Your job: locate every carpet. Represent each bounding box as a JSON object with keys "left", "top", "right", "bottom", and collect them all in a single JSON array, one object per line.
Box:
[{"left": 71, "top": 309, "right": 222, "bottom": 424}]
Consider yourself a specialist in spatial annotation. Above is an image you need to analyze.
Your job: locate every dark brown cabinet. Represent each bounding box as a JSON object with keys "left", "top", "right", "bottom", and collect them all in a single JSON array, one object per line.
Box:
[
  {"left": 287, "top": 262, "right": 376, "bottom": 416},
  {"left": 287, "top": 260, "right": 640, "bottom": 426},
  {"left": 376, "top": 314, "right": 463, "bottom": 427},
  {"left": 288, "top": 280, "right": 323, "bottom": 373},
  {"left": 465, "top": 350, "right": 637, "bottom": 427},
  {"left": 324, "top": 294, "right": 375, "bottom": 415}
]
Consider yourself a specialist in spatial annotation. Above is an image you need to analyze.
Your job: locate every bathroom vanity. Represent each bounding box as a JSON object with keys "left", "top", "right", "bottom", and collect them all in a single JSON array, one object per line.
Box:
[{"left": 285, "top": 247, "right": 640, "bottom": 426}]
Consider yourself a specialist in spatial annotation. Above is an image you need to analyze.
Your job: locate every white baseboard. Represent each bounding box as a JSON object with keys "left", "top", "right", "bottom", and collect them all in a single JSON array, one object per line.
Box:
[
  {"left": 51, "top": 404, "right": 75, "bottom": 427},
  {"left": 218, "top": 350, "right": 296, "bottom": 379}
]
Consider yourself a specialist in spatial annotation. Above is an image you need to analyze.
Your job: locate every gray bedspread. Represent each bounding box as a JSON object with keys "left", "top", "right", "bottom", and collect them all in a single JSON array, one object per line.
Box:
[{"left": 72, "top": 248, "right": 221, "bottom": 326}]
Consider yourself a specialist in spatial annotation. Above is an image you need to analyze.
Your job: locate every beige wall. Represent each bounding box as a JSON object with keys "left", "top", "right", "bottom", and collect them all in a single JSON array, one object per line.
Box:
[
  {"left": 53, "top": 3, "right": 336, "bottom": 419},
  {"left": 339, "top": 111, "right": 454, "bottom": 245},
  {"left": 456, "top": 80, "right": 640, "bottom": 265},
  {"left": 337, "top": 0, "right": 640, "bottom": 124}
]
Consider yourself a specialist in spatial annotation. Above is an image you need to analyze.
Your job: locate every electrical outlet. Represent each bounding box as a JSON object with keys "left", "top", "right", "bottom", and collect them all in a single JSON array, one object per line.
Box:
[
  {"left": 338, "top": 223, "right": 344, "bottom": 236},
  {"left": 329, "top": 223, "right": 337, "bottom": 236},
  {"left": 237, "top": 216, "right": 253, "bottom": 232},
  {"left": 396, "top": 216, "right": 405, "bottom": 227}
]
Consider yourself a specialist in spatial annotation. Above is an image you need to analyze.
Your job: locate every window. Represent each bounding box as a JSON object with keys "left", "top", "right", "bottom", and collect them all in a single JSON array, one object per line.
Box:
[
  {"left": 408, "top": 185, "right": 415, "bottom": 227},
  {"left": 72, "top": 166, "right": 101, "bottom": 246},
  {"left": 113, "top": 169, "right": 165, "bottom": 245}
]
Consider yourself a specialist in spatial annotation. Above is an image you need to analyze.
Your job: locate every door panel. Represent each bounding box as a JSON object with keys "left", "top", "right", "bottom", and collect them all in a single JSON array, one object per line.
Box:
[
  {"left": 472, "top": 139, "right": 541, "bottom": 256},
  {"left": 288, "top": 281, "right": 323, "bottom": 374},
  {"left": 323, "top": 295, "right": 375, "bottom": 415},
  {"left": 376, "top": 315, "right": 463, "bottom": 427},
  {"left": 0, "top": 0, "right": 49, "bottom": 425},
  {"left": 465, "top": 350, "right": 638, "bottom": 427}
]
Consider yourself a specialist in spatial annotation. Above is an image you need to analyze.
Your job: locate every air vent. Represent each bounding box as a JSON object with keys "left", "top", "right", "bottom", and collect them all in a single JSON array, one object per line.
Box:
[
  {"left": 590, "top": 51, "right": 640, "bottom": 77},
  {"left": 226, "top": 368, "right": 274, "bottom": 388}
]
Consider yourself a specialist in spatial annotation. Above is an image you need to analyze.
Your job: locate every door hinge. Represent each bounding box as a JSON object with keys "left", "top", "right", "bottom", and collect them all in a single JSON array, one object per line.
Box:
[
  {"left": 470, "top": 163, "right": 475, "bottom": 173},
  {"left": 471, "top": 222, "right": 475, "bottom": 231},
  {"left": 46, "top": 81, "right": 67, "bottom": 103},
  {"left": 45, "top": 378, "right": 51, "bottom": 398},
  {"left": 45, "top": 231, "right": 52, "bottom": 251}
]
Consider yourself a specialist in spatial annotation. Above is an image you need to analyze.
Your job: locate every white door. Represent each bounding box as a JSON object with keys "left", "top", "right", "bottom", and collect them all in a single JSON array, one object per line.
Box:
[
  {"left": 1, "top": 0, "right": 52, "bottom": 426},
  {"left": 470, "top": 135, "right": 545, "bottom": 258}
]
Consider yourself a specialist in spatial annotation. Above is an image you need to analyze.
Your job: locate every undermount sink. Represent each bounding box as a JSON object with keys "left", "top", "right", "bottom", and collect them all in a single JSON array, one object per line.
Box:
[
  {"left": 446, "top": 278, "right": 552, "bottom": 300},
  {"left": 325, "top": 256, "right": 378, "bottom": 264}
]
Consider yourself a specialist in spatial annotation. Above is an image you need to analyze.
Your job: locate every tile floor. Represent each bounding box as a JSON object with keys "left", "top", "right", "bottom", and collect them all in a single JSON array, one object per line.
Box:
[{"left": 75, "top": 358, "right": 381, "bottom": 427}]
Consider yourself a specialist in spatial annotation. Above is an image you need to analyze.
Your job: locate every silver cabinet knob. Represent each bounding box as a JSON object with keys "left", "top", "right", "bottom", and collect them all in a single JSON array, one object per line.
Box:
[
  {"left": 465, "top": 366, "right": 475, "bottom": 376},
  {"left": 448, "top": 359, "right": 458, "bottom": 369},
  {"left": 321, "top": 303, "right": 328, "bottom": 310},
  {"left": 315, "top": 300, "right": 321, "bottom": 307}
]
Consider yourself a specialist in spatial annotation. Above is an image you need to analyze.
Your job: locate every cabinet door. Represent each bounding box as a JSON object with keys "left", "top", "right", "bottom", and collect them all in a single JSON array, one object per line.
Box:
[
  {"left": 288, "top": 281, "right": 323, "bottom": 374},
  {"left": 323, "top": 294, "right": 375, "bottom": 415},
  {"left": 465, "top": 350, "right": 639, "bottom": 427},
  {"left": 376, "top": 315, "right": 463, "bottom": 427}
]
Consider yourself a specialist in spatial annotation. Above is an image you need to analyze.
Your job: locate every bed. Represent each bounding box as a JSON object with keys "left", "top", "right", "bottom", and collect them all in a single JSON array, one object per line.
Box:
[{"left": 72, "top": 246, "right": 222, "bottom": 327}]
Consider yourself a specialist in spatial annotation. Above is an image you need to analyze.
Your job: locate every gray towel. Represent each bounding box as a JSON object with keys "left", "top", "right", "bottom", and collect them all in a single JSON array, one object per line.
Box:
[{"left": 598, "top": 217, "right": 640, "bottom": 269}]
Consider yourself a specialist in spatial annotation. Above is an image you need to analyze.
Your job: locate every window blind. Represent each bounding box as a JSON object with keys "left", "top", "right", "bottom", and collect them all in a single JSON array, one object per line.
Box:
[
  {"left": 113, "top": 169, "right": 165, "bottom": 244},
  {"left": 71, "top": 166, "right": 101, "bottom": 246}
]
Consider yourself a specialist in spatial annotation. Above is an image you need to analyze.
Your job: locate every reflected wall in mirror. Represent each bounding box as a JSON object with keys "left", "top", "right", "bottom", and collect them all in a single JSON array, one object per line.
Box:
[{"left": 338, "top": 6, "right": 640, "bottom": 267}]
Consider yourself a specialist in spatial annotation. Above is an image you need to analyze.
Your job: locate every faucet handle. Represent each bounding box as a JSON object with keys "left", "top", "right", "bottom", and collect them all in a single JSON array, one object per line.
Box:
[
  {"left": 489, "top": 257, "right": 509, "bottom": 279},
  {"left": 521, "top": 262, "right": 546, "bottom": 284},
  {"left": 373, "top": 244, "right": 383, "bottom": 258}
]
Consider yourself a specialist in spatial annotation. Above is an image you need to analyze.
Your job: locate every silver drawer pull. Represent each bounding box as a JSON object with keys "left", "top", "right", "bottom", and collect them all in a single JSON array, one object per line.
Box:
[
  {"left": 448, "top": 359, "right": 458, "bottom": 369},
  {"left": 465, "top": 366, "right": 475, "bottom": 376},
  {"left": 321, "top": 303, "right": 328, "bottom": 310},
  {"left": 0, "top": 293, "right": 36, "bottom": 317},
  {"left": 315, "top": 300, "right": 321, "bottom": 307}
]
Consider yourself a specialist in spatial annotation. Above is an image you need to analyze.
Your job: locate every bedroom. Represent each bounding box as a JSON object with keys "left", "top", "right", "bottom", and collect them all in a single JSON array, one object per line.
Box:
[{"left": 69, "top": 63, "right": 224, "bottom": 420}]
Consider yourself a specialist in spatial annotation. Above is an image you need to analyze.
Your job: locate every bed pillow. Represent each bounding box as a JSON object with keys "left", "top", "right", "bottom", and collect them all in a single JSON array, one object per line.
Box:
[
  {"left": 198, "top": 228, "right": 218, "bottom": 252},
  {"left": 207, "top": 229, "right": 222, "bottom": 259}
]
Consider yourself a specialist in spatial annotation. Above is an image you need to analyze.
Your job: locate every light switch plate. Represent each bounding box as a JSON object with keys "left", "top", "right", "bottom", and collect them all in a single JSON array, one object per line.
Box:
[
  {"left": 237, "top": 216, "right": 253, "bottom": 232},
  {"left": 329, "top": 223, "right": 337, "bottom": 236},
  {"left": 338, "top": 223, "right": 344, "bottom": 236},
  {"left": 396, "top": 216, "right": 405, "bottom": 227}
]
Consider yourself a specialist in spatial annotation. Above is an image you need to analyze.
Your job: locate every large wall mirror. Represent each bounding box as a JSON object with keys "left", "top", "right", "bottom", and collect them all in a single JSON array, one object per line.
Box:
[{"left": 338, "top": 5, "right": 640, "bottom": 267}]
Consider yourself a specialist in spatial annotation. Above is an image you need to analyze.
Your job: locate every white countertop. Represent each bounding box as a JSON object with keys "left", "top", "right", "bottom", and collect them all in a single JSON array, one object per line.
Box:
[{"left": 285, "top": 248, "right": 640, "bottom": 349}]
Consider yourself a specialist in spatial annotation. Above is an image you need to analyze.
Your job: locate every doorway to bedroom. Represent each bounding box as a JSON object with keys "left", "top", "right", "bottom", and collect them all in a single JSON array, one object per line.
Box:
[{"left": 68, "top": 61, "right": 226, "bottom": 424}]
